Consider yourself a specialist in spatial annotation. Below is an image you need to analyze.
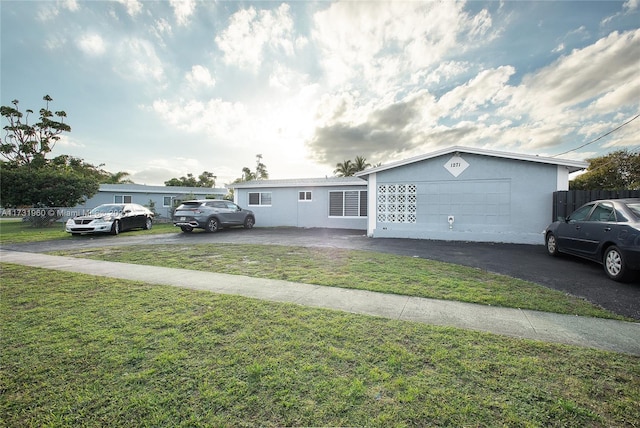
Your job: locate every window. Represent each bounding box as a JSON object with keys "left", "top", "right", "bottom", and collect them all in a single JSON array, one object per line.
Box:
[
  {"left": 589, "top": 203, "right": 615, "bottom": 222},
  {"left": 114, "top": 195, "right": 132, "bottom": 203},
  {"left": 248, "top": 192, "right": 272, "bottom": 206},
  {"left": 163, "top": 196, "right": 173, "bottom": 207},
  {"left": 568, "top": 203, "right": 595, "bottom": 222},
  {"left": 329, "top": 190, "right": 367, "bottom": 217},
  {"left": 299, "top": 191, "right": 312, "bottom": 201}
]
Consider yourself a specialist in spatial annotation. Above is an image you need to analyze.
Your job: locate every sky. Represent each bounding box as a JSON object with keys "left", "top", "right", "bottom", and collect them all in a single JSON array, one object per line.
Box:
[{"left": 1, "top": 0, "right": 639, "bottom": 187}]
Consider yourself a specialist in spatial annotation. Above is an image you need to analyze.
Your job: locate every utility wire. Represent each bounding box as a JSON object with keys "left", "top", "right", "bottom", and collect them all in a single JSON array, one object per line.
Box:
[{"left": 551, "top": 113, "right": 640, "bottom": 157}]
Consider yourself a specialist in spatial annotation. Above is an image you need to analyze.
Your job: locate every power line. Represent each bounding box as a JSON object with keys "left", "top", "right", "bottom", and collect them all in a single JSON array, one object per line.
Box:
[{"left": 551, "top": 113, "right": 640, "bottom": 158}]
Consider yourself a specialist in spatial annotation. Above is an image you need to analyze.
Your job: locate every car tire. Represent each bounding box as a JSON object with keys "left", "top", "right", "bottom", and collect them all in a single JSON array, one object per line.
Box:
[
  {"left": 604, "top": 245, "right": 629, "bottom": 282},
  {"left": 205, "top": 217, "right": 219, "bottom": 233},
  {"left": 180, "top": 226, "right": 193, "bottom": 233},
  {"left": 144, "top": 217, "right": 152, "bottom": 230},
  {"left": 244, "top": 216, "right": 255, "bottom": 229},
  {"left": 545, "top": 233, "right": 559, "bottom": 256},
  {"left": 110, "top": 220, "right": 120, "bottom": 236}
]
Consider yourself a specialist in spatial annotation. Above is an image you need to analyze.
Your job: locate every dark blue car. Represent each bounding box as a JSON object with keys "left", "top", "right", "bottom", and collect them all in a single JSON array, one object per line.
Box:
[{"left": 544, "top": 198, "right": 640, "bottom": 282}]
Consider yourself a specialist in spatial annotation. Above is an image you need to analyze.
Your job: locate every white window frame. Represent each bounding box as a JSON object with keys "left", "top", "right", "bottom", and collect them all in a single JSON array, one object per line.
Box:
[
  {"left": 114, "top": 195, "right": 132, "bottom": 203},
  {"left": 298, "top": 191, "right": 312, "bottom": 202},
  {"left": 248, "top": 192, "right": 272, "bottom": 206},
  {"left": 328, "top": 190, "right": 367, "bottom": 218},
  {"left": 163, "top": 196, "right": 174, "bottom": 207}
]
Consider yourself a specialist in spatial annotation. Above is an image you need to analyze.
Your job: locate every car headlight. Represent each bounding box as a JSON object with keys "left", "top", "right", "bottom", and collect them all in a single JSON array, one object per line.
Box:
[{"left": 66, "top": 219, "right": 74, "bottom": 226}]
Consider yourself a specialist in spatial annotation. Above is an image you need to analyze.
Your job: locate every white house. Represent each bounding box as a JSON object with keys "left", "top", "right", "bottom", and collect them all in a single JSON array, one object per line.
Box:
[
  {"left": 75, "top": 184, "right": 227, "bottom": 220},
  {"left": 230, "top": 146, "right": 587, "bottom": 244},
  {"left": 231, "top": 177, "right": 368, "bottom": 230}
]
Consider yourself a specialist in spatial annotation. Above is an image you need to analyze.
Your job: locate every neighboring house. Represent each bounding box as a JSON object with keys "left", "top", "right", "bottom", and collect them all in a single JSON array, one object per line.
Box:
[
  {"left": 230, "top": 177, "right": 368, "bottom": 230},
  {"left": 355, "top": 146, "right": 587, "bottom": 244},
  {"left": 73, "top": 184, "right": 227, "bottom": 220},
  {"left": 230, "top": 146, "right": 587, "bottom": 244}
]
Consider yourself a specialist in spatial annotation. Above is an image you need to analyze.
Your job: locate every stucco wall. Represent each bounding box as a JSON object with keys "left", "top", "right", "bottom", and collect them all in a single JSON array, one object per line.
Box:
[
  {"left": 71, "top": 187, "right": 223, "bottom": 220},
  {"left": 235, "top": 186, "right": 367, "bottom": 230},
  {"left": 370, "top": 153, "right": 560, "bottom": 244}
]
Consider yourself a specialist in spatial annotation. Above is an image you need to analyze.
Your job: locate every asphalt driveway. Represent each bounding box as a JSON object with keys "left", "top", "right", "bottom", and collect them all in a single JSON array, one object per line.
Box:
[{"left": 4, "top": 227, "right": 639, "bottom": 320}]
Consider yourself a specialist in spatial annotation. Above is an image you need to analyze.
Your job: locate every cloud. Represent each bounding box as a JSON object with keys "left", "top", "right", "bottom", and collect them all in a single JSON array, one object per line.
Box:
[
  {"left": 307, "top": 91, "right": 438, "bottom": 165},
  {"left": 115, "top": 38, "right": 165, "bottom": 82},
  {"left": 311, "top": 1, "right": 492, "bottom": 88},
  {"left": 186, "top": 65, "right": 215, "bottom": 88},
  {"left": 115, "top": 0, "right": 143, "bottom": 17},
  {"left": 77, "top": 33, "right": 106, "bottom": 56},
  {"left": 437, "top": 66, "right": 515, "bottom": 118},
  {"left": 152, "top": 98, "right": 248, "bottom": 139},
  {"left": 170, "top": 0, "right": 196, "bottom": 26},
  {"left": 509, "top": 29, "right": 640, "bottom": 120},
  {"left": 624, "top": 0, "right": 639, "bottom": 11},
  {"left": 215, "top": 3, "right": 296, "bottom": 71},
  {"left": 306, "top": 18, "right": 640, "bottom": 167},
  {"left": 61, "top": 0, "right": 79, "bottom": 12},
  {"left": 130, "top": 157, "right": 203, "bottom": 185}
]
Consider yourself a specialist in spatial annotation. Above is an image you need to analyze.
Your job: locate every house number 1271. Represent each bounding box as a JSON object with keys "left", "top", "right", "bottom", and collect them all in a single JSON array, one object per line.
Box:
[{"left": 450, "top": 162, "right": 461, "bottom": 168}]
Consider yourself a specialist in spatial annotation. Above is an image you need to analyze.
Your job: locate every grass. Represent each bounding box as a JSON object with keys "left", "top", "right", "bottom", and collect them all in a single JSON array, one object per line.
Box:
[
  {"left": 2, "top": 263, "right": 639, "bottom": 427},
  {"left": 54, "top": 243, "right": 626, "bottom": 319},
  {"left": 0, "top": 219, "right": 177, "bottom": 244}
]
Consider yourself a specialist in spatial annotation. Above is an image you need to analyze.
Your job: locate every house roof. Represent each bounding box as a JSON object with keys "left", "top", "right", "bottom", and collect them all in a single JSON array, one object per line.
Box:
[
  {"left": 355, "top": 146, "right": 589, "bottom": 177},
  {"left": 229, "top": 176, "right": 367, "bottom": 189},
  {"left": 99, "top": 183, "right": 227, "bottom": 194}
]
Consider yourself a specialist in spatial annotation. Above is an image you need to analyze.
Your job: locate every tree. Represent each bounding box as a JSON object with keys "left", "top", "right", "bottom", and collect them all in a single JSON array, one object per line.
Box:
[
  {"left": 353, "top": 156, "right": 371, "bottom": 173},
  {"left": 334, "top": 156, "right": 371, "bottom": 177},
  {"left": 1, "top": 95, "right": 70, "bottom": 167},
  {"left": 102, "top": 171, "right": 133, "bottom": 184},
  {"left": 1, "top": 157, "right": 102, "bottom": 208},
  {"left": 227, "top": 155, "right": 269, "bottom": 200},
  {"left": 255, "top": 154, "right": 269, "bottom": 180},
  {"left": 570, "top": 149, "right": 640, "bottom": 190},
  {"left": 164, "top": 170, "right": 216, "bottom": 187},
  {"left": 0, "top": 96, "right": 103, "bottom": 223},
  {"left": 334, "top": 159, "right": 354, "bottom": 177},
  {"left": 232, "top": 155, "right": 269, "bottom": 183}
]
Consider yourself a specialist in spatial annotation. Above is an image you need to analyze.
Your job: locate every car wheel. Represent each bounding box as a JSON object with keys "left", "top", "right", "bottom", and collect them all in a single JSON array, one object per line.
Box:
[
  {"left": 144, "top": 217, "right": 152, "bottom": 230},
  {"left": 545, "top": 233, "right": 559, "bottom": 256},
  {"left": 604, "top": 245, "right": 628, "bottom": 282},
  {"left": 180, "top": 226, "right": 193, "bottom": 233},
  {"left": 110, "top": 220, "right": 120, "bottom": 236},
  {"left": 244, "top": 216, "right": 255, "bottom": 229},
  {"left": 205, "top": 217, "right": 219, "bottom": 233}
]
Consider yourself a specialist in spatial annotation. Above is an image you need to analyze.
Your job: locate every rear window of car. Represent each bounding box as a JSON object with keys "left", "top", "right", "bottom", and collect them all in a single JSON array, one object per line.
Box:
[
  {"left": 178, "top": 202, "right": 203, "bottom": 208},
  {"left": 625, "top": 203, "right": 640, "bottom": 219}
]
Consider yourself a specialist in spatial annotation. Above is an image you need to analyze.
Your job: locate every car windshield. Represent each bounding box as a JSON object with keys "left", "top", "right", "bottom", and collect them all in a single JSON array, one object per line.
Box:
[
  {"left": 90, "top": 205, "right": 123, "bottom": 215},
  {"left": 624, "top": 202, "right": 640, "bottom": 219}
]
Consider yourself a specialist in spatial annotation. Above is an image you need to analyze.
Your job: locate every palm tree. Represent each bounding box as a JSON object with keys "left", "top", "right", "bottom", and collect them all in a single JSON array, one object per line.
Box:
[
  {"left": 103, "top": 171, "right": 133, "bottom": 184},
  {"left": 334, "top": 159, "right": 354, "bottom": 177},
  {"left": 352, "top": 156, "right": 371, "bottom": 173}
]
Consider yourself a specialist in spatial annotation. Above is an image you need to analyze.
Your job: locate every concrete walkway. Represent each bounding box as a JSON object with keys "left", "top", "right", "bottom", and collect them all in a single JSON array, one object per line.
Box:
[{"left": 2, "top": 249, "right": 639, "bottom": 356}]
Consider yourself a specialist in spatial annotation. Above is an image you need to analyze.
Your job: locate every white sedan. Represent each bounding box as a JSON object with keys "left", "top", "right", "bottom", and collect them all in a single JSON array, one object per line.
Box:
[{"left": 65, "top": 203, "right": 154, "bottom": 235}]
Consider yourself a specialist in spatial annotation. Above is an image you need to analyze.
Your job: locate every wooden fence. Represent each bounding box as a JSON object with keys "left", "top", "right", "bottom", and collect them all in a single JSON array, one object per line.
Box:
[{"left": 552, "top": 190, "right": 640, "bottom": 221}]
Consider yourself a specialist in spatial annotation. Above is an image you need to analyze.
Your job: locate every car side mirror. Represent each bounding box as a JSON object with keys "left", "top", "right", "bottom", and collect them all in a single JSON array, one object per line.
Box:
[{"left": 124, "top": 209, "right": 131, "bottom": 214}]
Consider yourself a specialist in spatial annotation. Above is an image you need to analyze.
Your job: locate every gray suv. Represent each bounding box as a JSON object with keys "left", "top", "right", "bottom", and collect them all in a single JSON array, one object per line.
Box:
[{"left": 173, "top": 199, "right": 255, "bottom": 233}]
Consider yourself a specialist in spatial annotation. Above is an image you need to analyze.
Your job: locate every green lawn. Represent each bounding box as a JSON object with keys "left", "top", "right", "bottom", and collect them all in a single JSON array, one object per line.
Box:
[
  {"left": 54, "top": 243, "right": 626, "bottom": 319},
  {"left": 2, "top": 263, "right": 639, "bottom": 427},
  {"left": 0, "top": 219, "right": 177, "bottom": 243}
]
